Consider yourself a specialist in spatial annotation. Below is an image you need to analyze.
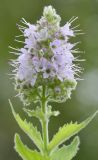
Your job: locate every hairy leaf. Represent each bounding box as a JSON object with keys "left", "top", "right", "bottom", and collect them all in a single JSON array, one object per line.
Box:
[
  {"left": 48, "top": 111, "right": 98, "bottom": 153},
  {"left": 51, "top": 136, "right": 80, "bottom": 160},
  {"left": 15, "top": 134, "right": 50, "bottom": 160},
  {"left": 9, "top": 100, "right": 43, "bottom": 152}
]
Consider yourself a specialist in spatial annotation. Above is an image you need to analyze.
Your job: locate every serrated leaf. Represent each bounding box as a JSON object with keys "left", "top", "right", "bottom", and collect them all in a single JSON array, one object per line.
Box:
[
  {"left": 15, "top": 133, "right": 50, "bottom": 160},
  {"left": 48, "top": 111, "right": 98, "bottom": 153},
  {"left": 9, "top": 100, "right": 43, "bottom": 152},
  {"left": 51, "top": 136, "right": 80, "bottom": 160}
]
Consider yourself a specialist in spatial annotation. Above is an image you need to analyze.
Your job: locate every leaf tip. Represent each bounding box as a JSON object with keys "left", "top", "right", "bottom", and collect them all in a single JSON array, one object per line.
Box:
[
  {"left": 8, "top": 99, "right": 16, "bottom": 116},
  {"left": 83, "top": 110, "right": 98, "bottom": 126}
]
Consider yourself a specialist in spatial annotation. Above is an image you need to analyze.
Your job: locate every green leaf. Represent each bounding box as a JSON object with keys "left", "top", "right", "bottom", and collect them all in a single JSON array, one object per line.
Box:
[
  {"left": 9, "top": 100, "right": 44, "bottom": 152},
  {"left": 51, "top": 136, "right": 80, "bottom": 160},
  {"left": 15, "top": 133, "right": 50, "bottom": 160},
  {"left": 48, "top": 111, "right": 98, "bottom": 153}
]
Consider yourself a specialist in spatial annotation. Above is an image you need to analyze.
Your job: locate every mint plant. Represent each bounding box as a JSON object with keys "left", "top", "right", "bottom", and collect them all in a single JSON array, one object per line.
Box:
[{"left": 9, "top": 6, "right": 98, "bottom": 160}]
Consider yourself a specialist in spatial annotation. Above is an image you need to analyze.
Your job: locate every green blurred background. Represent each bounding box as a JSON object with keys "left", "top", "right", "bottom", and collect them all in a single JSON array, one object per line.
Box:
[{"left": 0, "top": 0, "right": 98, "bottom": 159}]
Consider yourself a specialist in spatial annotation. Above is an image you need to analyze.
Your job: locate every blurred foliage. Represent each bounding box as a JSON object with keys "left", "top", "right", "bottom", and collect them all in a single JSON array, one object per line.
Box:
[{"left": 0, "top": 0, "right": 98, "bottom": 160}]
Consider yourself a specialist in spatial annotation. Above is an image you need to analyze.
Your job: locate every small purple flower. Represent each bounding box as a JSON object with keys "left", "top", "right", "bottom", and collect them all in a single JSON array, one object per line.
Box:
[
  {"left": 24, "top": 23, "right": 36, "bottom": 37},
  {"left": 61, "top": 22, "right": 75, "bottom": 37},
  {"left": 43, "top": 62, "right": 55, "bottom": 78},
  {"left": 50, "top": 39, "right": 63, "bottom": 48}
]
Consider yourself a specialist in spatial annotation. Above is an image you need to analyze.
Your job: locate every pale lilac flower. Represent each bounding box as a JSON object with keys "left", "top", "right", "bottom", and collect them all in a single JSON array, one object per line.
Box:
[
  {"left": 43, "top": 62, "right": 55, "bottom": 79},
  {"left": 57, "top": 65, "right": 74, "bottom": 81},
  {"left": 52, "top": 54, "right": 66, "bottom": 65},
  {"left": 24, "top": 36, "right": 37, "bottom": 50},
  {"left": 39, "top": 57, "right": 48, "bottom": 72},
  {"left": 50, "top": 39, "right": 63, "bottom": 48},
  {"left": 17, "top": 53, "right": 37, "bottom": 86},
  {"left": 61, "top": 22, "right": 74, "bottom": 37},
  {"left": 64, "top": 52, "right": 74, "bottom": 64},
  {"left": 24, "top": 23, "right": 36, "bottom": 37},
  {"left": 20, "top": 48, "right": 28, "bottom": 54}
]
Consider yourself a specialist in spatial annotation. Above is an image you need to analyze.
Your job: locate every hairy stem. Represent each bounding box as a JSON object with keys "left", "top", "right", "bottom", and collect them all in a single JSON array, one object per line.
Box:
[{"left": 41, "top": 85, "right": 49, "bottom": 156}]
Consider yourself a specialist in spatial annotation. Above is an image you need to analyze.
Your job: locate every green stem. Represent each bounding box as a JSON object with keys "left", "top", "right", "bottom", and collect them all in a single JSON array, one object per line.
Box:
[{"left": 41, "top": 85, "right": 49, "bottom": 156}]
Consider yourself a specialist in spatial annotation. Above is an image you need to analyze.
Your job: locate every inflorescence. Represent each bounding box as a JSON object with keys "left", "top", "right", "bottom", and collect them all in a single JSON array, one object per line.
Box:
[{"left": 10, "top": 6, "right": 82, "bottom": 105}]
